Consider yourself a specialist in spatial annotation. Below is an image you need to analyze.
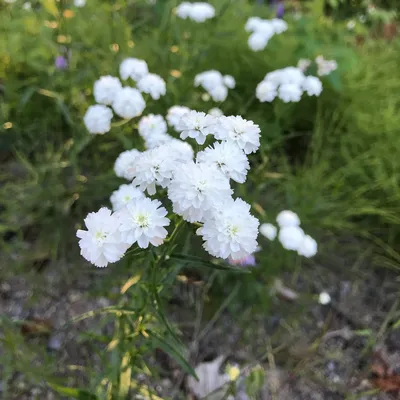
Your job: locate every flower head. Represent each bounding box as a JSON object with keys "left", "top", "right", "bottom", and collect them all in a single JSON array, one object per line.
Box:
[
  {"left": 197, "top": 198, "right": 259, "bottom": 260},
  {"left": 118, "top": 197, "right": 170, "bottom": 248},
  {"left": 256, "top": 80, "right": 277, "bottom": 102},
  {"left": 248, "top": 32, "right": 269, "bottom": 51},
  {"left": 259, "top": 223, "right": 277, "bottom": 240},
  {"left": 297, "top": 234, "right": 318, "bottom": 258},
  {"left": 83, "top": 105, "right": 113, "bottom": 134},
  {"left": 114, "top": 149, "right": 141, "bottom": 180},
  {"left": 112, "top": 87, "right": 146, "bottom": 119},
  {"left": 302, "top": 76, "right": 323, "bottom": 96},
  {"left": 110, "top": 184, "right": 144, "bottom": 211},
  {"left": 223, "top": 75, "right": 236, "bottom": 89},
  {"left": 278, "top": 226, "right": 305, "bottom": 251},
  {"left": 94, "top": 76, "right": 122, "bottom": 105},
  {"left": 195, "top": 70, "right": 224, "bottom": 92},
  {"left": 196, "top": 141, "right": 249, "bottom": 183},
  {"left": 278, "top": 83, "right": 302, "bottom": 103},
  {"left": 119, "top": 58, "right": 149, "bottom": 82},
  {"left": 176, "top": 110, "right": 216, "bottom": 145},
  {"left": 55, "top": 56, "right": 68, "bottom": 70},
  {"left": 214, "top": 116, "right": 261, "bottom": 154},
  {"left": 138, "top": 114, "right": 168, "bottom": 139},
  {"left": 177, "top": 2, "right": 215, "bottom": 22},
  {"left": 137, "top": 73, "right": 166, "bottom": 100},
  {"left": 228, "top": 253, "right": 256, "bottom": 267},
  {"left": 76, "top": 208, "right": 128, "bottom": 267},
  {"left": 167, "top": 106, "right": 191, "bottom": 129},
  {"left": 168, "top": 162, "right": 232, "bottom": 222},
  {"left": 276, "top": 210, "right": 300, "bottom": 227},
  {"left": 208, "top": 107, "right": 223, "bottom": 117},
  {"left": 209, "top": 85, "right": 228, "bottom": 102}
]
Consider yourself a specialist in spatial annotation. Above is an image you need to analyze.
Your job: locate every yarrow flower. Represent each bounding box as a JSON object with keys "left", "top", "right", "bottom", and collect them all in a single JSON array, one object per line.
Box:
[
  {"left": 214, "top": 116, "right": 261, "bottom": 154},
  {"left": 278, "top": 225, "right": 305, "bottom": 251},
  {"left": 138, "top": 114, "right": 168, "bottom": 139},
  {"left": 76, "top": 208, "right": 129, "bottom": 268},
  {"left": 197, "top": 198, "right": 259, "bottom": 260},
  {"left": 167, "top": 106, "right": 191, "bottom": 129},
  {"left": 245, "top": 17, "right": 287, "bottom": 51},
  {"left": 194, "top": 70, "right": 235, "bottom": 102},
  {"left": 118, "top": 197, "right": 170, "bottom": 248},
  {"left": 112, "top": 87, "right": 146, "bottom": 119},
  {"left": 84, "top": 105, "right": 113, "bottom": 134},
  {"left": 119, "top": 58, "right": 149, "bottom": 82},
  {"left": 114, "top": 149, "right": 141, "bottom": 180},
  {"left": 176, "top": 2, "right": 215, "bottom": 22},
  {"left": 276, "top": 210, "right": 300, "bottom": 227},
  {"left": 297, "top": 234, "right": 318, "bottom": 258},
  {"left": 196, "top": 141, "right": 250, "bottom": 183},
  {"left": 93, "top": 76, "right": 122, "bottom": 105},
  {"left": 208, "top": 107, "right": 224, "bottom": 117},
  {"left": 137, "top": 73, "right": 166, "bottom": 100},
  {"left": 316, "top": 55, "right": 337, "bottom": 76},
  {"left": 168, "top": 162, "right": 232, "bottom": 223},
  {"left": 110, "top": 184, "right": 144, "bottom": 211},
  {"left": 176, "top": 110, "right": 216, "bottom": 145},
  {"left": 259, "top": 223, "right": 277, "bottom": 240},
  {"left": 256, "top": 66, "right": 322, "bottom": 103},
  {"left": 74, "top": 0, "right": 86, "bottom": 7}
]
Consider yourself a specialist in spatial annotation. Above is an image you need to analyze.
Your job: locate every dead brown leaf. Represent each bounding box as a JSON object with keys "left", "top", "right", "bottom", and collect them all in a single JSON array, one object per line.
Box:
[{"left": 21, "top": 318, "right": 52, "bottom": 336}]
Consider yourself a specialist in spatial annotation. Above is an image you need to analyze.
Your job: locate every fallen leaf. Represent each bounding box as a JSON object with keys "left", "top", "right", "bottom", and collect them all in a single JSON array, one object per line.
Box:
[
  {"left": 187, "top": 356, "right": 230, "bottom": 399},
  {"left": 21, "top": 318, "right": 52, "bottom": 336}
]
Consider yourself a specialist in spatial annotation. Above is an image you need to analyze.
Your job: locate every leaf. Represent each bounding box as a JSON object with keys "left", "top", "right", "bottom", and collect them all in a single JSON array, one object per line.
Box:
[
  {"left": 21, "top": 318, "right": 52, "bottom": 336},
  {"left": 48, "top": 383, "right": 97, "bottom": 399},
  {"left": 169, "top": 253, "right": 250, "bottom": 273},
  {"left": 150, "top": 332, "right": 198, "bottom": 379},
  {"left": 118, "top": 352, "right": 132, "bottom": 398},
  {"left": 41, "top": 0, "right": 59, "bottom": 17},
  {"left": 120, "top": 274, "right": 141, "bottom": 294}
]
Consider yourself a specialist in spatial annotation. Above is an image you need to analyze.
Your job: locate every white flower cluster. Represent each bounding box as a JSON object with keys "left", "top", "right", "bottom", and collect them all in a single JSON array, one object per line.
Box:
[
  {"left": 78, "top": 108, "right": 262, "bottom": 267},
  {"left": 259, "top": 210, "right": 317, "bottom": 258},
  {"left": 176, "top": 2, "right": 215, "bottom": 23},
  {"left": 297, "top": 56, "right": 338, "bottom": 77},
  {"left": 83, "top": 58, "right": 166, "bottom": 134},
  {"left": 194, "top": 70, "right": 236, "bottom": 102},
  {"left": 256, "top": 66, "right": 322, "bottom": 103},
  {"left": 245, "top": 17, "right": 288, "bottom": 51}
]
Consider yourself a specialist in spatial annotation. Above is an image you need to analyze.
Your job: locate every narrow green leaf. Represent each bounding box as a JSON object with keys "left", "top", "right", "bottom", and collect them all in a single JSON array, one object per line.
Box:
[
  {"left": 48, "top": 383, "right": 97, "bottom": 400},
  {"left": 119, "top": 352, "right": 132, "bottom": 398},
  {"left": 150, "top": 332, "right": 198, "bottom": 379}
]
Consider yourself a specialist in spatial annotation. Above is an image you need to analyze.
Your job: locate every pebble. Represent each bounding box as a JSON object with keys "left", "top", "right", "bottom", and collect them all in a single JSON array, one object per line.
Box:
[{"left": 47, "top": 333, "right": 63, "bottom": 351}]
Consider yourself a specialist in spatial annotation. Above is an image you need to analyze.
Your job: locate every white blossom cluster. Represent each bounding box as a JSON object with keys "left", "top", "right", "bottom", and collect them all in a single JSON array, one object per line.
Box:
[
  {"left": 259, "top": 210, "right": 317, "bottom": 258},
  {"left": 245, "top": 17, "right": 288, "bottom": 51},
  {"left": 83, "top": 58, "right": 166, "bottom": 134},
  {"left": 256, "top": 66, "right": 322, "bottom": 103},
  {"left": 78, "top": 107, "right": 262, "bottom": 267},
  {"left": 176, "top": 2, "right": 215, "bottom": 22},
  {"left": 194, "top": 70, "right": 236, "bottom": 102},
  {"left": 297, "top": 56, "right": 338, "bottom": 76}
]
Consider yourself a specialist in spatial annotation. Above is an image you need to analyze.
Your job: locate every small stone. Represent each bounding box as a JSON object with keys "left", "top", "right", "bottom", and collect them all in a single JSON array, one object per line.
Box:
[{"left": 48, "top": 333, "right": 63, "bottom": 351}]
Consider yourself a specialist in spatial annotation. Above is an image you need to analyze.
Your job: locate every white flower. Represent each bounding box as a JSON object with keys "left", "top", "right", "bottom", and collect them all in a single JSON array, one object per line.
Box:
[
  {"left": 164, "top": 138, "right": 194, "bottom": 162},
  {"left": 297, "top": 235, "right": 318, "bottom": 258},
  {"left": 168, "top": 162, "right": 232, "bottom": 223},
  {"left": 195, "top": 70, "right": 224, "bottom": 92},
  {"left": 137, "top": 73, "right": 166, "bottom": 100},
  {"left": 112, "top": 87, "right": 146, "bottom": 119},
  {"left": 208, "top": 107, "right": 223, "bottom": 117},
  {"left": 318, "top": 292, "right": 331, "bottom": 305},
  {"left": 74, "top": 0, "right": 86, "bottom": 7},
  {"left": 302, "top": 76, "right": 323, "bottom": 96},
  {"left": 297, "top": 58, "right": 312, "bottom": 72},
  {"left": 118, "top": 197, "right": 170, "bottom": 248},
  {"left": 209, "top": 85, "right": 228, "bottom": 102},
  {"left": 278, "top": 226, "right": 305, "bottom": 251},
  {"left": 167, "top": 105, "right": 191, "bottom": 129},
  {"left": 83, "top": 105, "right": 113, "bottom": 134},
  {"left": 176, "top": 2, "right": 192, "bottom": 18},
  {"left": 93, "top": 76, "right": 122, "bottom": 105},
  {"left": 76, "top": 208, "right": 128, "bottom": 268},
  {"left": 23, "top": 2, "right": 31, "bottom": 10},
  {"left": 316, "top": 56, "right": 337, "bottom": 76},
  {"left": 144, "top": 132, "right": 173, "bottom": 149},
  {"left": 223, "top": 75, "right": 236, "bottom": 89},
  {"left": 271, "top": 18, "right": 288, "bottom": 34},
  {"left": 276, "top": 210, "right": 300, "bottom": 227},
  {"left": 280, "top": 67, "right": 306, "bottom": 85},
  {"left": 214, "top": 116, "right": 261, "bottom": 154},
  {"left": 259, "top": 223, "right": 277, "bottom": 240},
  {"left": 264, "top": 70, "right": 285, "bottom": 86},
  {"left": 256, "top": 80, "right": 277, "bottom": 102},
  {"left": 248, "top": 32, "right": 269, "bottom": 51},
  {"left": 176, "top": 110, "right": 216, "bottom": 145},
  {"left": 131, "top": 147, "right": 176, "bottom": 195},
  {"left": 138, "top": 114, "right": 168, "bottom": 139},
  {"left": 110, "top": 184, "right": 145, "bottom": 211},
  {"left": 196, "top": 141, "right": 249, "bottom": 183},
  {"left": 245, "top": 17, "right": 263, "bottom": 32},
  {"left": 255, "top": 21, "right": 275, "bottom": 38},
  {"left": 188, "top": 2, "right": 215, "bottom": 22},
  {"left": 114, "top": 149, "right": 141, "bottom": 180},
  {"left": 197, "top": 198, "right": 259, "bottom": 260},
  {"left": 347, "top": 20, "right": 356, "bottom": 30},
  {"left": 278, "top": 83, "right": 302, "bottom": 103},
  {"left": 119, "top": 58, "right": 149, "bottom": 82}
]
